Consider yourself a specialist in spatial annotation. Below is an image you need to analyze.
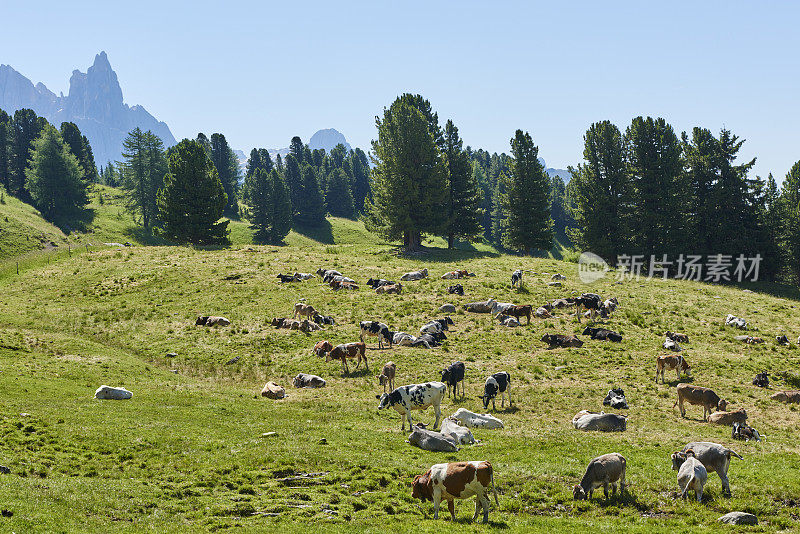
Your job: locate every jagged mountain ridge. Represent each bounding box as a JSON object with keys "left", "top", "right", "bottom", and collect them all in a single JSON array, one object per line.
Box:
[{"left": 0, "top": 52, "right": 176, "bottom": 166}]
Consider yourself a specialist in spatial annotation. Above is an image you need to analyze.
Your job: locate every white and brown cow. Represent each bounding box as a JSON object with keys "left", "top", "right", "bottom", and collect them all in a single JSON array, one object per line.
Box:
[
  {"left": 325, "top": 342, "right": 368, "bottom": 374},
  {"left": 655, "top": 354, "right": 692, "bottom": 383},
  {"left": 412, "top": 461, "right": 498, "bottom": 523},
  {"left": 376, "top": 382, "right": 446, "bottom": 431},
  {"left": 293, "top": 302, "right": 317, "bottom": 320}
]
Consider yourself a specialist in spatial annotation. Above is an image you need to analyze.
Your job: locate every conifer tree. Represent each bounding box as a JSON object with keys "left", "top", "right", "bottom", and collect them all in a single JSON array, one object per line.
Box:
[
  {"left": 283, "top": 154, "right": 302, "bottom": 215},
  {"left": 10, "top": 108, "right": 47, "bottom": 200},
  {"left": 209, "top": 133, "right": 241, "bottom": 218},
  {"left": 245, "top": 168, "right": 273, "bottom": 243},
  {"left": 120, "top": 128, "right": 167, "bottom": 230},
  {"left": 350, "top": 148, "right": 370, "bottom": 214},
  {"left": 325, "top": 168, "right": 355, "bottom": 218},
  {"left": 0, "top": 109, "right": 11, "bottom": 192},
  {"left": 781, "top": 161, "right": 800, "bottom": 282},
  {"left": 296, "top": 164, "right": 326, "bottom": 225},
  {"left": 443, "top": 119, "right": 483, "bottom": 247},
  {"left": 269, "top": 169, "right": 292, "bottom": 243}
]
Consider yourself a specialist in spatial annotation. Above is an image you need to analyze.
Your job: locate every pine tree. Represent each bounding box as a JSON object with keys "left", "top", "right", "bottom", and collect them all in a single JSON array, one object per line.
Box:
[
  {"left": 81, "top": 135, "right": 98, "bottom": 183},
  {"left": 325, "top": 168, "right": 355, "bottom": 218},
  {"left": 245, "top": 168, "right": 273, "bottom": 243},
  {"left": 0, "top": 108, "right": 10, "bottom": 192},
  {"left": 471, "top": 161, "right": 493, "bottom": 242},
  {"left": 289, "top": 136, "right": 304, "bottom": 163},
  {"left": 350, "top": 148, "right": 370, "bottom": 213},
  {"left": 443, "top": 119, "right": 483, "bottom": 247},
  {"left": 780, "top": 161, "right": 800, "bottom": 282},
  {"left": 209, "top": 133, "right": 241, "bottom": 218},
  {"left": 275, "top": 154, "right": 283, "bottom": 173},
  {"left": 10, "top": 108, "right": 47, "bottom": 201},
  {"left": 25, "top": 125, "right": 88, "bottom": 224},
  {"left": 157, "top": 139, "right": 229, "bottom": 245},
  {"left": 270, "top": 169, "right": 292, "bottom": 243},
  {"left": 283, "top": 154, "right": 302, "bottom": 215},
  {"left": 296, "top": 164, "right": 326, "bottom": 225},
  {"left": 502, "top": 130, "right": 553, "bottom": 254},
  {"left": 363, "top": 95, "right": 448, "bottom": 250}
]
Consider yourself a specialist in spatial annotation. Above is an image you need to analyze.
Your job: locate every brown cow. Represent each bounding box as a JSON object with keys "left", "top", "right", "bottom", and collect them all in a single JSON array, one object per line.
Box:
[
  {"left": 497, "top": 305, "right": 532, "bottom": 325},
  {"left": 330, "top": 280, "right": 359, "bottom": 290},
  {"left": 665, "top": 331, "right": 690, "bottom": 343},
  {"left": 771, "top": 390, "right": 800, "bottom": 404},
  {"left": 376, "top": 283, "right": 402, "bottom": 294},
  {"left": 655, "top": 354, "right": 692, "bottom": 383},
  {"left": 708, "top": 408, "right": 747, "bottom": 426},
  {"left": 412, "top": 461, "right": 498, "bottom": 523},
  {"left": 541, "top": 334, "right": 584, "bottom": 348},
  {"left": 674, "top": 384, "right": 727, "bottom": 421},
  {"left": 314, "top": 340, "right": 334, "bottom": 357},
  {"left": 293, "top": 302, "right": 317, "bottom": 319},
  {"left": 377, "top": 361, "right": 396, "bottom": 392},
  {"left": 325, "top": 342, "right": 368, "bottom": 374}
]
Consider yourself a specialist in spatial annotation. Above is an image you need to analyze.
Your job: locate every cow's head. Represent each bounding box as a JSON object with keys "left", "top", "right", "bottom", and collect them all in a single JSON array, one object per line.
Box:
[
  {"left": 270, "top": 317, "right": 283, "bottom": 327},
  {"left": 411, "top": 472, "right": 433, "bottom": 501},
  {"left": 376, "top": 393, "right": 390, "bottom": 409},
  {"left": 315, "top": 341, "right": 333, "bottom": 357},
  {"left": 582, "top": 327, "right": 594, "bottom": 336},
  {"left": 444, "top": 316, "right": 454, "bottom": 326},
  {"left": 572, "top": 485, "right": 587, "bottom": 500},
  {"left": 477, "top": 394, "right": 492, "bottom": 410},
  {"left": 671, "top": 451, "right": 688, "bottom": 470},
  {"left": 377, "top": 374, "right": 388, "bottom": 386},
  {"left": 717, "top": 399, "right": 728, "bottom": 411},
  {"left": 196, "top": 316, "right": 207, "bottom": 325}
]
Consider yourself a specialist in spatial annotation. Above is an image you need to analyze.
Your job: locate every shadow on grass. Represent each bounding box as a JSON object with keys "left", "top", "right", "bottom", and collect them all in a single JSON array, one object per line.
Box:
[
  {"left": 292, "top": 220, "right": 335, "bottom": 244},
  {"left": 53, "top": 207, "right": 94, "bottom": 234},
  {"left": 395, "top": 245, "right": 501, "bottom": 263},
  {"left": 342, "top": 367, "right": 372, "bottom": 378},
  {"left": 123, "top": 226, "right": 172, "bottom": 246}
]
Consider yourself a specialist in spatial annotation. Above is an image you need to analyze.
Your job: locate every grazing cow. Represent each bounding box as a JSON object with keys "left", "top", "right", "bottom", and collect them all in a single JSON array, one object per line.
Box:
[
  {"left": 496, "top": 304, "right": 532, "bottom": 325},
  {"left": 400, "top": 268, "right": 428, "bottom": 281},
  {"left": 575, "top": 293, "right": 603, "bottom": 322},
  {"left": 261, "top": 382, "right": 285, "bottom": 399},
  {"left": 463, "top": 298, "right": 496, "bottom": 313},
  {"left": 440, "top": 417, "right": 477, "bottom": 445},
  {"left": 314, "top": 340, "right": 333, "bottom": 357},
  {"left": 511, "top": 269, "right": 523, "bottom": 288},
  {"left": 276, "top": 273, "right": 299, "bottom": 283},
  {"left": 665, "top": 331, "right": 690, "bottom": 343},
  {"left": 441, "top": 269, "right": 474, "bottom": 279},
  {"left": 441, "top": 361, "right": 466, "bottom": 399},
  {"left": 94, "top": 385, "right": 132, "bottom": 400},
  {"left": 293, "top": 303, "right": 317, "bottom": 320},
  {"left": 376, "top": 283, "right": 402, "bottom": 294},
  {"left": 479, "top": 372, "right": 511, "bottom": 411},
  {"left": 752, "top": 371, "right": 769, "bottom": 388},
  {"left": 196, "top": 315, "right": 230, "bottom": 327},
  {"left": 676, "top": 450, "right": 707, "bottom": 502},
  {"left": 583, "top": 327, "right": 622, "bottom": 342},
  {"left": 674, "top": 384, "right": 727, "bottom": 421},
  {"left": 360, "top": 321, "right": 393, "bottom": 349},
  {"left": 725, "top": 314, "right": 748, "bottom": 329},
  {"left": 603, "top": 388, "right": 628, "bottom": 409},
  {"left": 776, "top": 334, "right": 790, "bottom": 346},
  {"left": 498, "top": 315, "right": 520, "bottom": 327},
  {"left": 393, "top": 331, "right": 432, "bottom": 349},
  {"left": 292, "top": 373, "right": 326, "bottom": 388},
  {"left": 367, "top": 278, "right": 395, "bottom": 288},
  {"left": 572, "top": 411, "right": 627, "bottom": 432},
  {"left": 771, "top": 390, "right": 800, "bottom": 403},
  {"left": 376, "top": 382, "right": 446, "bottom": 430},
  {"left": 672, "top": 442, "right": 742, "bottom": 496},
  {"left": 732, "top": 422, "right": 761, "bottom": 442},
  {"left": 708, "top": 408, "right": 747, "bottom": 426},
  {"left": 448, "top": 284, "right": 464, "bottom": 296},
  {"left": 408, "top": 425, "right": 458, "bottom": 452},
  {"left": 312, "top": 313, "right": 335, "bottom": 326},
  {"left": 420, "top": 317, "right": 454, "bottom": 335},
  {"left": 325, "top": 342, "right": 368, "bottom": 374},
  {"left": 541, "top": 334, "right": 584, "bottom": 348},
  {"left": 412, "top": 461, "right": 498, "bottom": 524},
  {"left": 663, "top": 336, "right": 682, "bottom": 352},
  {"left": 451, "top": 408, "right": 504, "bottom": 429},
  {"left": 655, "top": 354, "right": 692, "bottom": 383},
  {"left": 377, "top": 361, "right": 396, "bottom": 392},
  {"left": 573, "top": 453, "right": 626, "bottom": 501}
]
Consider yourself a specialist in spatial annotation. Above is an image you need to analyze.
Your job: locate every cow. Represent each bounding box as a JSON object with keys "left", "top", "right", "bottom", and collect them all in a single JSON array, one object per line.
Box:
[
  {"left": 663, "top": 337, "right": 682, "bottom": 352},
  {"left": 392, "top": 332, "right": 432, "bottom": 349},
  {"left": 572, "top": 411, "right": 627, "bottom": 432},
  {"left": 330, "top": 280, "right": 359, "bottom": 290},
  {"left": 665, "top": 331, "right": 690, "bottom": 343},
  {"left": 603, "top": 388, "right": 628, "bottom": 409},
  {"left": 464, "top": 298, "right": 497, "bottom": 313},
  {"left": 377, "top": 361, "right": 396, "bottom": 392},
  {"left": 575, "top": 293, "right": 603, "bottom": 322},
  {"left": 196, "top": 315, "right": 230, "bottom": 327},
  {"left": 675, "top": 450, "right": 707, "bottom": 502},
  {"left": 735, "top": 335, "right": 764, "bottom": 344},
  {"left": 367, "top": 278, "right": 395, "bottom": 288},
  {"left": 412, "top": 461, "right": 498, "bottom": 523},
  {"left": 276, "top": 273, "right": 299, "bottom": 283},
  {"left": 478, "top": 372, "right": 511, "bottom": 411},
  {"left": 672, "top": 442, "right": 743, "bottom": 496},
  {"left": 451, "top": 408, "right": 504, "bottom": 429},
  {"left": 298, "top": 319, "right": 321, "bottom": 333},
  {"left": 771, "top": 390, "right": 800, "bottom": 403},
  {"left": 360, "top": 321, "right": 393, "bottom": 349},
  {"left": 776, "top": 334, "right": 790, "bottom": 346},
  {"left": 602, "top": 297, "right": 619, "bottom": 315},
  {"left": 440, "top": 417, "right": 477, "bottom": 445},
  {"left": 376, "top": 283, "right": 402, "bottom": 294},
  {"left": 441, "top": 361, "right": 466, "bottom": 399},
  {"left": 293, "top": 272, "right": 315, "bottom": 280},
  {"left": 400, "top": 268, "right": 428, "bottom": 281},
  {"left": 655, "top": 354, "right": 691, "bottom": 383},
  {"left": 312, "top": 313, "right": 335, "bottom": 326},
  {"left": 732, "top": 422, "right": 761, "bottom": 442},
  {"left": 420, "top": 317, "right": 454, "bottom": 335},
  {"left": 94, "top": 385, "right": 132, "bottom": 400},
  {"left": 534, "top": 307, "right": 551, "bottom": 318},
  {"left": 752, "top": 371, "right": 769, "bottom": 388},
  {"left": 541, "top": 334, "right": 584, "bottom": 348},
  {"left": 261, "top": 381, "right": 285, "bottom": 399},
  {"left": 292, "top": 373, "right": 326, "bottom": 388},
  {"left": 293, "top": 302, "right": 317, "bottom": 320},
  {"left": 572, "top": 453, "right": 626, "bottom": 501},
  {"left": 325, "top": 342, "right": 368, "bottom": 374},
  {"left": 498, "top": 315, "right": 520, "bottom": 327},
  {"left": 496, "top": 304, "right": 532, "bottom": 325},
  {"left": 511, "top": 269, "right": 523, "bottom": 288},
  {"left": 441, "top": 269, "right": 474, "bottom": 279},
  {"left": 316, "top": 268, "right": 341, "bottom": 278},
  {"left": 407, "top": 425, "right": 458, "bottom": 452},
  {"left": 550, "top": 298, "right": 576, "bottom": 309},
  {"left": 674, "top": 384, "right": 727, "bottom": 421},
  {"left": 271, "top": 317, "right": 288, "bottom": 328},
  {"left": 324, "top": 273, "right": 356, "bottom": 284},
  {"left": 582, "top": 327, "right": 622, "bottom": 342},
  {"left": 417, "top": 333, "right": 444, "bottom": 347},
  {"left": 448, "top": 284, "right": 464, "bottom": 296},
  {"left": 490, "top": 301, "right": 515, "bottom": 316},
  {"left": 708, "top": 408, "right": 747, "bottom": 426},
  {"left": 376, "top": 382, "right": 446, "bottom": 431},
  {"left": 725, "top": 314, "right": 748, "bottom": 329}
]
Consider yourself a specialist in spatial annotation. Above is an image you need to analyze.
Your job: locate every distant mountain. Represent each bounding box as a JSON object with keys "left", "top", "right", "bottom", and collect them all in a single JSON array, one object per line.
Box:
[
  {"left": 538, "top": 158, "right": 570, "bottom": 183},
  {"left": 308, "top": 128, "right": 351, "bottom": 153},
  {"left": 0, "top": 51, "right": 176, "bottom": 167}
]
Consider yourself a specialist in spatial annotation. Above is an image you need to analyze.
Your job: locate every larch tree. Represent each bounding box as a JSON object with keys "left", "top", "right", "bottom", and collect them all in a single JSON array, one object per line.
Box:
[{"left": 120, "top": 128, "right": 167, "bottom": 230}]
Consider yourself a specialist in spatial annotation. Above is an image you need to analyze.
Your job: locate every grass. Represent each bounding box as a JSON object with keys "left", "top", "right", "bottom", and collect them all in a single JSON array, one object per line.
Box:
[
  {"left": 0, "top": 238, "right": 799, "bottom": 532},
  {"left": 0, "top": 186, "right": 69, "bottom": 259}
]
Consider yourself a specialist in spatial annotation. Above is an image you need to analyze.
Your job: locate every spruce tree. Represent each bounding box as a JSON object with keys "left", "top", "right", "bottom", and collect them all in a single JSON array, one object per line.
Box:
[
  {"left": 245, "top": 168, "right": 273, "bottom": 243},
  {"left": 289, "top": 136, "right": 304, "bottom": 163},
  {"left": 502, "top": 130, "right": 553, "bottom": 254},
  {"left": 283, "top": 154, "right": 302, "bottom": 215},
  {"left": 296, "top": 164, "right": 326, "bottom": 225},
  {"left": 10, "top": 108, "right": 47, "bottom": 201},
  {"left": 0, "top": 109, "right": 10, "bottom": 192},
  {"left": 270, "top": 169, "right": 292, "bottom": 243},
  {"left": 157, "top": 139, "right": 228, "bottom": 245},
  {"left": 781, "top": 161, "right": 800, "bottom": 282},
  {"left": 325, "top": 168, "right": 355, "bottom": 218},
  {"left": 350, "top": 148, "right": 370, "bottom": 214},
  {"left": 210, "top": 133, "right": 241, "bottom": 218},
  {"left": 443, "top": 119, "right": 483, "bottom": 247}
]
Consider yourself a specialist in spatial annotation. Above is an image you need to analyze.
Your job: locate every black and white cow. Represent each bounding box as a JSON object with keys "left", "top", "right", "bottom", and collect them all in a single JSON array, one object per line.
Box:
[
  {"left": 312, "top": 313, "right": 336, "bottom": 326},
  {"left": 575, "top": 293, "right": 603, "bottom": 322},
  {"left": 316, "top": 268, "right": 341, "bottom": 279},
  {"left": 478, "top": 372, "right": 511, "bottom": 411},
  {"left": 420, "top": 317, "right": 454, "bottom": 335},
  {"left": 367, "top": 278, "right": 395, "bottom": 289},
  {"left": 360, "top": 321, "right": 393, "bottom": 349},
  {"left": 418, "top": 332, "right": 446, "bottom": 348},
  {"left": 511, "top": 269, "right": 523, "bottom": 288},
  {"left": 441, "top": 361, "right": 466, "bottom": 399},
  {"left": 376, "top": 382, "right": 446, "bottom": 431},
  {"left": 447, "top": 284, "right": 464, "bottom": 296}
]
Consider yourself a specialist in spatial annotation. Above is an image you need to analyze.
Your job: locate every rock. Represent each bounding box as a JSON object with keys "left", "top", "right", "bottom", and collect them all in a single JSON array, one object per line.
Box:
[
  {"left": 261, "top": 382, "right": 286, "bottom": 399},
  {"left": 718, "top": 512, "right": 757, "bottom": 525},
  {"left": 318, "top": 438, "right": 327, "bottom": 445},
  {"left": 0, "top": 465, "right": 10, "bottom": 474},
  {"left": 170, "top": 369, "right": 178, "bottom": 374},
  {"left": 438, "top": 304, "right": 456, "bottom": 313},
  {"left": 94, "top": 385, "right": 133, "bottom": 400}
]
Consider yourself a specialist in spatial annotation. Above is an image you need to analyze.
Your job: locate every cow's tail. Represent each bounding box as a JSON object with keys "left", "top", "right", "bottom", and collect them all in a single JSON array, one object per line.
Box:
[
  {"left": 679, "top": 475, "right": 694, "bottom": 498},
  {"left": 728, "top": 449, "right": 744, "bottom": 461}
]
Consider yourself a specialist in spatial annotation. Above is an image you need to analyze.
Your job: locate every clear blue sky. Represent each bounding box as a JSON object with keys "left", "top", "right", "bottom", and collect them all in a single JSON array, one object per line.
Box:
[{"left": 2, "top": 1, "right": 798, "bottom": 179}]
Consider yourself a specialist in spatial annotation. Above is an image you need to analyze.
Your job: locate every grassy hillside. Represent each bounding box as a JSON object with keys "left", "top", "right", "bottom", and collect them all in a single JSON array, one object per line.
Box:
[
  {"left": 0, "top": 187, "right": 69, "bottom": 259},
  {"left": 0, "top": 242, "right": 799, "bottom": 532}
]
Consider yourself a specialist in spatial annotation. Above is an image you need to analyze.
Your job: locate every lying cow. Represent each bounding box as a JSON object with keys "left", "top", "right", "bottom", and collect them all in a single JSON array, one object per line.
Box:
[
  {"left": 448, "top": 284, "right": 464, "bottom": 296},
  {"left": 534, "top": 307, "right": 551, "bottom": 318},
  {"left": 330, "top": 280, "right": 359, "bottom": 290},
  {"left": 676, "top": 450, "right": 707, "bottom": 502},
  {"left": 463, "top": 298, "right": 496, "bottom": 313},
  {"left": 293, "top": 302, "right": 317, "bottom": 320},
  {"left": 412, "top": 461, "right": 498, "bottom": 523},
  {"left": 276, "top": 273, "right": 299, "bottom": 283},
  {"left": 441, "top": 361, "right": 466, "bottom": 399},
  {"left": 376, "top": 382, "right": 446, "bottom": 430},
  {"left": 376, "top": 283, "right": 402, "bottom": 294},
  {"left": 451, "top": 408, "right": 504, "bottom": 429},
  {"left": 408, "top": 425, "right": 458, "bottom": 452},
  {"left": 603, "top": 388, "right": 628, "bottom": 409},
  {"left": 572, "top": 411, "right": 627, "bottom": 432},
  {"left": 392, "top": 331, "right": 432, "bottom": 349},
  {"left": 441, "top": 269, "right": 474, "bottom": 279},
  {"left": 316, "top": 268, "right": 341, "bottom": 278},
  {"left": 293, "top": 272, "right": 315, "bottom": 280},
  {"left": 479, "top": 371, "right": 511, "bottom": 411},
  {"left": 663, "top": 336, "right": 682, "bottom": 352},
  {"left": 420, "top": 317, "right": 454, "bottom": 335},
  {"left": 325, "top": 342, "right": 368, "bottom": 374},
  {"left": 708, "top": 408, "right": 747, "bottom": 426},
  {"left": 776, "top": 334, "right": 790, "bottom": 346},
  {"left": 292, "top": 373, "right": 326, "bottom": 388},
  {"left": 732, "top": 422, "right": 761, "bottom": 442},
  {"left": 583, "top": 327, "right": 622, "bottom": 342},
  {"left": 95, "top": 385, "right": 132, "bottom": 400},
  {"left": 734, "top": 335, "right": 763, "bottom": 344},
  {"left": 550, "top": 298, "right": 576, "bottom": 309},
  {"left": 360, "top": 321, "right": 393, "bottom": 349},
  {"left": 440, "top": 417, "right": 477, "bottom": 445},
  {"left": 655, "top": 354, "right": 691, "bottom": 383},
  {"left": 312, "top": 313, "right": 335, "bottom": 326},
  {"left": 367, "top": 278, "right": 395, "bottom": 288},
  {"left": 671, "top": 442, "right": 742, "bottom": 496},
  {"left": 400, "top": 268, "right": 428, "bottom": 281},
  {"left": 573, "top": 453, "right": 626, "bottom": 500},
  {"left": 665, "top": 331, "right": 690, "bottom": 343},
  {"left": 498, "top": 315, "right": 520, "bottom": 327},
  {"left": 674, "top": 384, "right": 727, "bottom": 421},
  {"left": 297, "top": 319, "right": 321, "bottom": 333},
  {"left": 541, "top": 334, "right": 583, "bottom": 348},
  {"left": 377, "top": 361, "right": 396, "bottom": 392},
  {"left": 496, "top": 305, "right": 531, "bottom": 325},
  {"left": 725, "top": 314, "right": 748, "bottom": 329},
  {"left": 196, "top": 315, "right": 230, "bottom": 327},
  {"left": 418, "top": 332, "right": 445, "bottom": 347},
  {"left": 771, "top": 390, "right": 800, "bottom": 403}
]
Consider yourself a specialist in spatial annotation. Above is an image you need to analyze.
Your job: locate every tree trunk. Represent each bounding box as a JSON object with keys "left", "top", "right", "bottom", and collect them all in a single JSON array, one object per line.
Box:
[
  {"left": 404, "top": 231, "right": 422, "bottom": 251},
  {"left": 448, "top": 234, "right": 454, "bottom": 249}
]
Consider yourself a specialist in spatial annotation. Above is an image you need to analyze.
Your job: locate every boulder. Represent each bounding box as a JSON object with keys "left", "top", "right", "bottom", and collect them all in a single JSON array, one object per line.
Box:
[
  {"left": 94, "top": 385, "right": 132, "bottom": 400},
  {"left": 718, "top": 512, "right": 757, "bottom": 525},
  {"left": 438, "top": 304, "right": 457, "bottom": 313},
  {"left": 261, "top": 381, "right": 285, "bottom": 399}
]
